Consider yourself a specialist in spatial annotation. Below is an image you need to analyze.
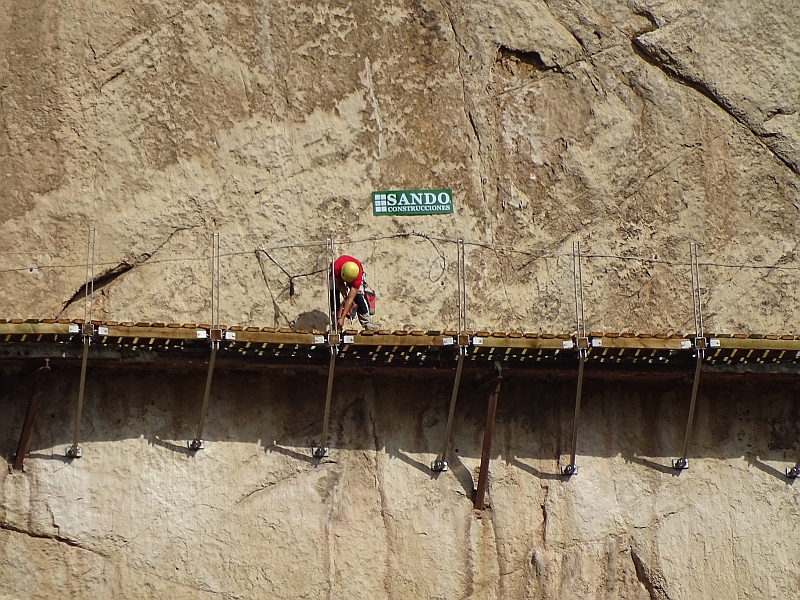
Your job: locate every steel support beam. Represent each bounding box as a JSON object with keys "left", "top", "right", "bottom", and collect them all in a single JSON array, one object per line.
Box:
[
  {"left": 474, "top": 363, "right": 503, "bottom": 509},
  {"left": 432, "top": 238, "right": 469, "bottom": 472},
  {"left": 313, "top": 348, "right": 336, "bottom": 458},
  {"left": 673, "top": 351, "right": 703, "bottom": 470},
  {"left": 13, "top": 360, "right": 50, "bottom": 471},
  {"left": 561, "top": 351, "right": 585, "bottom": 476},
  {"left": 431, "top": 351, "right": 465, "bottom": 472},
  {"left": 189, "top": 341, "right": 218, "bottom": 450},
  {"left": 67, "top": 335, "right": 91, "bottom": 458}
]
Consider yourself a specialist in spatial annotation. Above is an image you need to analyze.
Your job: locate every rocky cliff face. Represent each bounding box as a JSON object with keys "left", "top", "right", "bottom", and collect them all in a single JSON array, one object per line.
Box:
[
  {"left": 2, "top": 0, "right": 799, "bottom": 598},
  {"left": 1, "top": 0, "right": 798, "bottom": 335},
  {"left": 2, "top": 367, "right": 800, "bottom": 599}
]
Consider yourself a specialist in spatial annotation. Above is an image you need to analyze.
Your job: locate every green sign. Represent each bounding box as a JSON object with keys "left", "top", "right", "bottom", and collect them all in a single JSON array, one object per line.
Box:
[{"left": 372, "top": 189, "right": 453, "bottom": 216}]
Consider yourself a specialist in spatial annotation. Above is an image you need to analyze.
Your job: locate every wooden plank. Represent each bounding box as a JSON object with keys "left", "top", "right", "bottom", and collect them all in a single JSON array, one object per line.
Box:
[
  {"left": 476, "top": 336, "right": 569, "bottom": 350},
  {"left": 350, "top": 334, "right": 444, "bottom": 347},
  {"left": 104, "top": 325, "right": 204, "bottom": 341},
  {"left": 228, "top": 330, "right": 318, "bottom": 345},
  {"left": 712, "top": 338, "right": 800, "bottom": 352},
  {"left": 0, "top": 323, "right": 72, "bottom": 336},
  {"left": 592, "top": 337, "right": 688, "bottom": 350}
]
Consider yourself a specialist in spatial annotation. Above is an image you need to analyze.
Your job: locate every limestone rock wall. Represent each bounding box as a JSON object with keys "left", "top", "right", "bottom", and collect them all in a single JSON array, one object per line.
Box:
[
  {"left": 0, "top": 0, "right": 798, "bottom": 334},
  {"left": 2, "top": 365, "right": 800, "bottom": 599},
  {"left": 3, "top": 0, "right": 800, "bottom": 598}
]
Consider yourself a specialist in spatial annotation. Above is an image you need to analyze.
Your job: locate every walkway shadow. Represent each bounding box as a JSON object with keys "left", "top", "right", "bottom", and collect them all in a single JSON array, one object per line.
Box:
[
  {"left": 626, "top": 455, "right": 682, "bottom": 477},
  {"left": 25, "top": 452, "right": 70, "bottom": 464},
  {"left": 509, "top": 456, "right": 565, "bottom": 481},
  {"left": 747, "top": 454, "right": 797, "bottom": 485},
  {"left": 394, "top": 449, "right": 475, "bottom": 500},
  {"left": 267, "top": 444, "right": 319, "bottom": 465},
  {"left": 394, "top": 448, "right": 433, "bottom": 476},
  {"left": 150, "top": 437, "right": 195, "bottom": 456}
]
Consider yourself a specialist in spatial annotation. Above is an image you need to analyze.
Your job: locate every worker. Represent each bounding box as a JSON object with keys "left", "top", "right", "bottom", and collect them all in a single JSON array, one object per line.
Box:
[{"left": 331, "top": 255, "right": 376, "bottom": 331}]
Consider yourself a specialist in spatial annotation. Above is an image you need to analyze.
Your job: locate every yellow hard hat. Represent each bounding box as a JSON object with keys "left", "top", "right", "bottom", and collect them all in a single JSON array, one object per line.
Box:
[{"left": 341, "top": 261, "right": 359, "bottom": 283}]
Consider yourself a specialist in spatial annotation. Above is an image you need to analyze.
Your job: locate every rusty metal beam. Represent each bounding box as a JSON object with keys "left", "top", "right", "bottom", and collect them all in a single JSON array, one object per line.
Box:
[
  {"left": 474, "top": 363, "right": 503, "bottom": 510},
  {"left": 13, "top": 360, "right": 50, "bottom": 471}
]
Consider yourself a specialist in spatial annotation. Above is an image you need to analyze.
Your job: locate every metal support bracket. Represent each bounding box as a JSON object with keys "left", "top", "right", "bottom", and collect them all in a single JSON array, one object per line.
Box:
[
  {"left": 66, "top": 334, "right": 91, "bottom": 459},
  {"left": 312, "top": 238, "right": 340, "bottom": 459},
  {"left": 673, "top": 243, "right": 705, "bottom": 470},
  {"left": 313, "top": 348, "right": 336, "bottom": 458},
  {"left": 672, "top": 351, "right": 702, "bottom": 470},
  {"left": 189, "top": 340, "right": 218, "bottom": 451},
  {"left": 431, "top": 352, "right": 465, "bottom": 472},
  {"left": 561, "top": 350, "right": 586, "bottom": 477},
  {"left": 431, "top": 239, "right": 468, "bottom": 473},
  {"left": 562, "top": 240, "right": 587, "bottom": 477},
  {"left": 189, "top": 233, "right": 221, "bottom": 452},
  {"left": 66, "top": 228, "right": 96, "bottom": 460}
]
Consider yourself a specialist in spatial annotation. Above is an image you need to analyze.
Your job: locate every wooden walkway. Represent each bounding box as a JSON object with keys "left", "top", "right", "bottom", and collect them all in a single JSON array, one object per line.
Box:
[{"left": 1, "top": 319, "right": 798, "bottom": 368}]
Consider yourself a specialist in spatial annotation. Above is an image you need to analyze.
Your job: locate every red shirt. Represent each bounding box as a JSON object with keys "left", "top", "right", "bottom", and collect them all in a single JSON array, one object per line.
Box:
[{"left": 333, "top": 255, "right": 363, "bottom": 288}]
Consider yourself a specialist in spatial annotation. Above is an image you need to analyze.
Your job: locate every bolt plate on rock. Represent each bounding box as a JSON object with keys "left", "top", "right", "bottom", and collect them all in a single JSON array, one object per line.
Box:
[{"left": 312, "top": 446, "right": 329, "bottom": 458}]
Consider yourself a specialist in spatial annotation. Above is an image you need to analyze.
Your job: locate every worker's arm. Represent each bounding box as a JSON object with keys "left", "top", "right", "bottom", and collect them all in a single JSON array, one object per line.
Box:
[{"left": 337, "top": 286, "right": 359, "bottom": 329}]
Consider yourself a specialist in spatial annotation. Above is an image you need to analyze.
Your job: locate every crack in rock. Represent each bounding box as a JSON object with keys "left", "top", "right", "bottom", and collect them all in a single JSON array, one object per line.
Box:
[
  {"left": 632, "top": 38, "right": 799, "bottom": 176},
  {"left": 59, "top": 225, "right": 197, "bottom": 315},
  {"left": 630, "top": 546, "right": 671, "bottom": 600},
  {"left": 1, "top": 522, "right": 109, "bottom": 558}
]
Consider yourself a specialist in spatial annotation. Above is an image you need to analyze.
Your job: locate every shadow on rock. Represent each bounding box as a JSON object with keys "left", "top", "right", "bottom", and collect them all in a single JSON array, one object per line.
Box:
[{"left": 293, "top": 310, "right": 329, "bottom": 331}]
